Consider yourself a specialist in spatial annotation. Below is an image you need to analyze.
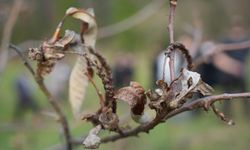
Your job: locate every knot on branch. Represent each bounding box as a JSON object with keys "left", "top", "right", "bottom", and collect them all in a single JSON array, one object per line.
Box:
[
  {"left": 98, "top": 108, "right": 119, "bottom": 130},
  {"left": 82, "top": 108, "right": 119, "bottom": 131}
]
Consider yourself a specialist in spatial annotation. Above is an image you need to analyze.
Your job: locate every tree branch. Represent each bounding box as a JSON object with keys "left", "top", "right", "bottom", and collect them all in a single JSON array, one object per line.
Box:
[
  {"left": 167, "top": 0, "right": 177, "bottom": 81},
  {"left": 164, "top": 92, "right": 250, "bottom": 119},
  {"left": 9, "top": 44, "right": 72, "bottom": 150},
  {"left": 69, "top": 92, "right": 250, "bottom": 145},
  {"left": 9, "top": 44, "right": 35, "bottom": 75}
]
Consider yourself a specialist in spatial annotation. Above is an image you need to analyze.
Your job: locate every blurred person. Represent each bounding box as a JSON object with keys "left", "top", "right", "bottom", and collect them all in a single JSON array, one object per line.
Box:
[
  {"left": 113, "top": 53, "right": 134, "bottom": 88},
  {"left": 199, "top": 16, "right": 250, "bottom": 118},
  {"left": 13, "top": 74, "right": 39, "bottom": 120}
]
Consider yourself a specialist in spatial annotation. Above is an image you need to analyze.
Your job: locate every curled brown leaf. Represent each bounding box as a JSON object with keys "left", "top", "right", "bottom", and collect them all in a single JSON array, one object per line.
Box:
[
  {"left": 115, "top": 81, "right": 146, "bottom": 116},
  {"left": 168, "top": 68, "right": 213, "bottom": 108},
  {"left": 114, "top": 82, "right": 150, "bottom": 123}
]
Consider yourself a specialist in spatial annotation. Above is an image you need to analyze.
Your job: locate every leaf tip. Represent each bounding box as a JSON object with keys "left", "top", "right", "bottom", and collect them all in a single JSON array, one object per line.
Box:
[{"left": 66, "top": 7, "right": 78, "bottom": 15}]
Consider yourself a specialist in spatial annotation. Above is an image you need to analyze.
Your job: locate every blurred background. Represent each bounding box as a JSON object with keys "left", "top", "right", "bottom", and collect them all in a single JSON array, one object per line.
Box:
[{"left": 1, "top": 0, "right": 250, "bottom": 150}]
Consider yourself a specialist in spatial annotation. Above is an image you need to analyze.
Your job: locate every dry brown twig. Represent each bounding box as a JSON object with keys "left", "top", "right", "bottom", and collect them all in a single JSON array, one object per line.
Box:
[
  {"left": 9, "top": 45, "right": 72, "bottom": 150},
  {"left": 166, "top": 0, "right": 177, "bottom": 81},
  {"left": 69, "top": 92, "right": 250, "bottom": 145}
]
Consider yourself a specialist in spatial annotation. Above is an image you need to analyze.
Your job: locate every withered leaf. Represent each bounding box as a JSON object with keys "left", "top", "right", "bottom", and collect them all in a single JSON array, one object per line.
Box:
[
  {"left": 28, "top": 36, "right": 68, "bottom": 76},
  {"left": 69, "top": 57, "right": 89, "bottom": 118},
  {"left": 115, "top": 81, "right": 148, "bottom": 123},
  {"left": 65, "top": 7, "right": 98, "bottom": 118},
  {"left": 65, "top": 7, "right": 97, "bottom": 48},
  {"left": 169, "top": 68, "right": 213, "bottom": 108},
  {"left": 54, "top": 30, "right": 75, "bottom": 48},
  {"left": 196, "top": 80, "right": 214, "bottom": 96},
  {"left": 115, "top": 82, "right": 146, "bottom": 114}
]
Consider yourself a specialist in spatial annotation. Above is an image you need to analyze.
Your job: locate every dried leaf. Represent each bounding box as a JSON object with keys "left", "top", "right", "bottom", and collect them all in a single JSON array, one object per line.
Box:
[
  {"left": 66, "top": 7, "right": 116, "bottom": 115},
  {"left": 115, "top": 81, "right": 148, "bottom": 123},
  {"left": 115, "top": 82, "right": 146, "bottom": 114},
  {"left": 28, "top": 47, "right": 43, "bottom": 61},
  {"left": 28, "top": 7, "right": 99, "bottom": 118},
  {"left": 28, "top": 40, "right": 66, "bottom": 76},
  {"left": 65, "top": 7, "right": 98, "bottom": 118},
  {"left": 83, "top": 125, "right": 102, "bottom": 149},
  {"left": 66, "top": 7, "right": 96, "bottom": 25},
  {"left": 65, "top": 7, "right": 97, "bottom": 48},
  {"left": 54, "top": 30, "right": 75, "bottom": 48},
  {"left": 146, "top": 89, "right": 161, "bottom": 101},
  {"left": 169, "top": 68, "right": 213, "bottom": 108},
  {"left": 196, "top": 80, "right": 214, "bottom": 96},
  {"left": 69, "top": 57, "right": 89, "bottom": 118},
  {"left": 146, "top": 89, "right": 167, "bottom": 113}
]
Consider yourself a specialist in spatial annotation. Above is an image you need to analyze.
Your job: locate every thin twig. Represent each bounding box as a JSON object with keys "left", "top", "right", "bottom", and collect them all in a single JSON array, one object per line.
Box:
[
  {"left": 35, "top": 74, "right": 72, "bottom": 150},
  {"left": 0, "top": 0, "right": 23, "bottom": 75},
  {"left": 164, "top": 92, "right": 250, "bottom": 119},
  {"left": 10, "top": 45, "right": 72, "bottom": 150},
  {"left": 167, "top": 0, "right": 177, "bottom": 81},
  {"left": 9, "top": 44, "right": 35, "bottom": 75},
  {"left": 211, "top": 104, "right": 235, "bottom": 125}
]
